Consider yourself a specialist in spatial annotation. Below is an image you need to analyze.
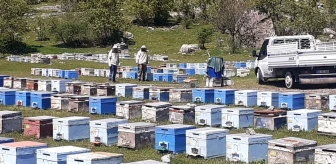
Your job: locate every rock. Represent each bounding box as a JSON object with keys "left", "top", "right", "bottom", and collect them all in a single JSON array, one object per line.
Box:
[
  {"left": 161, "top": 154, "right": 173, "bottom": 163},
  {"left": 323, "top": 28, "right": 336, "bottom": 35},
  {"left": 148, "top": 27, "right": 154, "bottom": 31},
  {"left": 179, "top": 44, "right": 199, "bottom": 54},
  {"left": 125, "top": 31, "right": 134, "bottom": 40}
]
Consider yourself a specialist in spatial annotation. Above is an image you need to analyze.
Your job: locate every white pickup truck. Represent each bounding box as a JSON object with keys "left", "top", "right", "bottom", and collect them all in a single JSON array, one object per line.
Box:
[{"left": 253, "top": 35, "right": 336, "bottom": 88}]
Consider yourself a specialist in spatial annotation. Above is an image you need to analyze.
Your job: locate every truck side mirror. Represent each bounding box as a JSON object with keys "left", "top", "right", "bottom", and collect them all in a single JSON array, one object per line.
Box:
[{"left": 252, "top": 50, "right": 258, "bottom": 57}]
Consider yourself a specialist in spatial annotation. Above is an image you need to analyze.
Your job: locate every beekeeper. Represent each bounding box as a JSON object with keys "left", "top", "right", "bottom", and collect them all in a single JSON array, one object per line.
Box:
[
  {"left": 135, "top": 45, "right": 149, "bottom": 81},
  {"left": 108, "top": 45, "right": 120, "bottom": 82}
]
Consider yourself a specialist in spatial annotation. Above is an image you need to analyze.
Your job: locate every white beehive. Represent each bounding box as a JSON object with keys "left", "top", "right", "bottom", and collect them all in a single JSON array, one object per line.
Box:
[{"left": 67, "top": 152, "right": 124, "bottom": 164}]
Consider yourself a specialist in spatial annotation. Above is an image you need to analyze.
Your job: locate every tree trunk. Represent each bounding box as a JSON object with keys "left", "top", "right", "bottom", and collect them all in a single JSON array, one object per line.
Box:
[{"left": 230, "top": 33, "right": 236, "bottom": 54}]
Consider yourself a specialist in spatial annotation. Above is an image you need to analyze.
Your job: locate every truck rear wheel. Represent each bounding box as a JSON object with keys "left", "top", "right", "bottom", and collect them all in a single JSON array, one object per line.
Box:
[
  {"left": 285, "top": 72, "right": 295, "bottom": 89},
  {"left": 257, "top": 69, "right": 265, "bottom": 85}
]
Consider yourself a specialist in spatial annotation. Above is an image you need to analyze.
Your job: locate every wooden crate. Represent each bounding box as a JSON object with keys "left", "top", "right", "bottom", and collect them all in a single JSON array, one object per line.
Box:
[
  {"left": 68, "top": 96, "right": 89, "bottom": 112},
  {"left": 97, "top": 84, "right": 115, "bottom": 96},
  {"left": 81, "top": 83, "right": 98, "bottom": 96}
]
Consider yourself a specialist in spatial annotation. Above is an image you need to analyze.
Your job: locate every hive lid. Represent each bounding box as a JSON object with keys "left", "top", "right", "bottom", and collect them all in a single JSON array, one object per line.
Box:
[
  {"left": 268, "top": 137, "right": 317, "bottom": 147},
  {"left": 156, "top": 124, "right": 195, "bottom": 130},
  {"left": 170, "top": 105, "right": 194, "bottom": 110},
  {"left": 316, "top": 144, "right": 336, "bottom": 151},
  {"left": 1, "top": 141, "right": 47, "bottom": 148},
  {"left": 254, "top": 109, "right": 287, "bottom": 116},
  {"left": 126, "top": 160, "right": 166, "bottom": 164},
  {"left": 118, "top": 100, "right": 144, "bottom": 105},
  {"left": 68, "top": 152, "right": 123, "bottom": 161},
  {"left": 144, "top": 102, "right": 171, "bottom": 107},
  {"left": 320, "top": 112, "right": 336, "bottom": 117},
  {"left": 24, "top": 116, "right": 58, "bottom": 121},
  {"left": 0, "top": 111, "right": 21, "bottom": 118},
  {"left": 186, "top": 127, "right": 229, "bottom": 135}
]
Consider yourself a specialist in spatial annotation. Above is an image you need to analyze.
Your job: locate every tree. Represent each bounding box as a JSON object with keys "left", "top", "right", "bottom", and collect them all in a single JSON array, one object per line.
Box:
[
  {"left": 197, "top": 26, "right": 213, "bottom": 49},
  {"left": 193, "top": 0, "right": 215, "bottom": 21},
  {"left": 35, "top": 17, "right": 49, "bottom": 41},
  {"left": 211, "top": 0, "right": 248, "bottom": 53}
]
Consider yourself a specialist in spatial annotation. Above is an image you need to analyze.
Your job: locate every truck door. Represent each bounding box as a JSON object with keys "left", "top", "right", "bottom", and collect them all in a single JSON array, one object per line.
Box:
[{"left": 257, "top": 39, "right": 271, "bottom": 77}]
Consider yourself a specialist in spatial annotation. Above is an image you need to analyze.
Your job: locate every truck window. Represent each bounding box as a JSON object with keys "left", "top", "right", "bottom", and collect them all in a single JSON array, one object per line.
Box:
[
  {"left": 259, "top": 39, "right": 269, "bottom": 57},
  {"left": 300, "top": 38, "right": 311, "bottom": 49},
  {"left": 273, "top": 39, "right": 284, "bottom": 45}
]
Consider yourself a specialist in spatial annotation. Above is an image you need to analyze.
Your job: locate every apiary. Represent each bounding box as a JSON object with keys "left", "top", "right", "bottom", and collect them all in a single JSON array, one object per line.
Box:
[
  {"left": 66, "top": 81, "right": 85, "bottom": 95},
  {"left": 125, "top": 160, "right": 166, "bottom": 164},
  {"left": 169, "top": 89, "right": 192, "bottom": 102},
  {"left": 287, "top": 109, "right": 322, "bottom": 132},
  {"left": 214, "top": 89, "right": 235, "bottom": 105},
  {"left": 67, "top": 152, "right": 124, "bottom": 164},
  {"left": 51, "top": 93, "right": 75, "bottom": 110},
  {"left": 142, "top": 102, "right": 172, "bottom": 122},
  {"left": 254, "top": 109, "right": 287, "bottom": 130},
  {"left": 234, "top": 90, "right": 257, "bottom": 107},
  {"left": 315, "top": 144, "right": 336, "bottom": 164},
  {"left": 38, "top": 80, "right": 52, "bottom": 92},
  {"left": 192, "top": 88, "right": 214, "bottom": 103},
  {"left": 90, "top": 118, "right": 128, "bottom": 146},
  {"left": 226, "top": 133, "right": 272, "bottom": 163},
  {"left": 81, "top": 83, "right": 98, "bottom": 96},
  {"left": 0, "top": 111, "right": 22, "bottom": 134},
  {"left": 24, "top": 116, "right": 57, "bottom": 139},
  {"left": 169, "top": 105, "right": 195, "bottom": 124},
  {"left": 222, "top": 108, "right": 254, "bottom": 129},
  {"left": 51, "top": 79, "right": 72, "bottom": 93},
  {"left": 115, "top": 83, "right": 137, "bottom": 97},
  {"left": 53, "top": 116, "right": 90, "bottom": 141},
  {"left": 68, "top": 96, "right": 89, "bottom": 112},
  {"left": 117, "top": 122, "right": 156, "bottom": 149},
  {"left": 116, "top": 100, "right": 145, "bottom": 119},
  {"left": 0, "top": 141, "right": 48, "bottom": 164},
  {"left": 318, "top": 112, "right": 336, "bottom": 135},
  {"left": 3, "top": 76, "right": 14, "bottom": 88},
  {"left": 30, "top": 91, "right": 54, "bottom": 109},
  {"left": 268, "top": 137, "right": 317, "bottom": 164},
  {"left": 155, "top": 124, "right": 196, "bottom": 154},
  {"left": 13, "top": 78, "right": 27, "bottom": 90},
  {"left": 186, "top": 127, "right": 229, "bottom": 159},
  {"left": 36, "top": 146, "right": 91, "bottom": 164},
  {"left": 257, "top": 91, "right": 279, "bottom": 107},
  {"left": 97, "top": 84, "right": 115, "bottom": 96},
  {"left": 26, "top": 79, "right": 38, "bottom": 91},
  {"left": 195, "top": 104, "right": 225, "bottom": 127},
  {"left": 330, "top": 95, "right": 336, "bottom": 111},
  {"left": 0, "top": 89, "right": 18, "bottom": 105},
  {"left": 132, "top": 86, "right": 150, "bottom": 99},
  {"left": 149, "top": 87, "right": 171, "bottom": 101},
  {"left": 15, "top": 91, "right": 31, "bottom": 107},
  {"left": 89, "top": 96, "right": 117, "bottom": 115},
  {"left": 305, "top": 93, "right": 329, "bottom": 110},
  {"left": 81, "top": 68, "right": 95, "bottom": 76},
  {"left": 279, "top": 92, "right": 305, "bottom": 110}
]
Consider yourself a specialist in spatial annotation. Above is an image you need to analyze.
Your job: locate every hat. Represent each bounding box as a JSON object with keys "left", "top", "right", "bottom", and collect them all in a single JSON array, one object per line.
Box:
[
  {"left": 141, "top": 45, "right": 146, "bottom": 49},
  {"left": 112, "top": 45, "right": 118, "bottom": 49}
]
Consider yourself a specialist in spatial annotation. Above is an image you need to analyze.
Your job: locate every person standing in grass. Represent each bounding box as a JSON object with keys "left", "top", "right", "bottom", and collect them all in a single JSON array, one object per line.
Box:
[
  {"left": 135, "top": 45, "right": 149, "bottom": 81},
  {"left": 108, "top": 45, "right": 120, "bottom": 82}
]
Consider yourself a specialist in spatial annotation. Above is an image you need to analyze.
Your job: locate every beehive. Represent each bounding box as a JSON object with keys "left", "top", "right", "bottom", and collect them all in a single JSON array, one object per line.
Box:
[
  {"left": 3, "top": 76, "right": 14, "bottom": 88},
  {"left": 195, "top": 105, "right": 225, "bottom": 127},
  {"left": 318, "top": 112, "right": 336, "bottom": 135},
  {"left": 97, "top": 84, "right": 115, "bottom": 96},
  {"left": 25, "top": 79, "right": 38, "bottom": 91},
  {"left": 30, "top": 91, "right": 54, "bottom": 110},
  {"left": 116, "top": 100, "right": 145, "bottom": 119},
  {"left": 13, "top": 78, "right": 27, "bottom": 90},
  {"left": 0, "top": 89, "right": 17, "bottom": 105},
  {"left": 0, "top": 137, "right": 14, "bottom": 144},
  {"left": 53, "top": 116, "right": 90, "bottom": 141},
  {"left": 0, "top": 75, "right": 9, "bottom": 87},
  {"left": 315, "top": 144, "right": 336, "bottom": 164},
  {"left": 68, "top": 96, "right": 89, "bottom": 112},
  {"left": 67, "top": 152, "right": 124, "bottom": 164},
  {"left": 81, "top": 83, "right": 98, "bottom": 96},
  {"left": 51, "top": 93, "right": 75, "bottom": 110},
  {"left": 279, "top": 92, "right": 305, "bottom": 110},
  {"left": 24, "top": 116, "right": 57, "bottom": 139},
  {"left": 0, "top": 111, "right": 22, "bottom": 134},
  {"left": 222, "top": 108, "right": 254, "bottom": 129},
  {"left": 149, "top": 87, "right": 172, "bottom": 101},
  {"left": 125, "top": 160, "right": 166, "bottom": 164},
  {"left": 38, "top": 80, "right": 51, "bottom": 92},
  {"left": 66, "top": 81, "right": 86, "bottom": 95},
  {"left": 305, "top": 94, "right": 329, "bottom": 110},
  {"left": 287, "top": 109, "right": 322, "bottom": 132},
  {"left": 132, "top": 86, "right": 151, "bottom": 99},
  {"left": 142, "top": 102, "right": 172, "bottom": 122},
  {"left": 169, "top": 105, "right": 195, "bottom": 124},
  {"left": 169, "top": 89, "right": 192, "bottom": 102},
  {"left": 36, "top": 146, "right": 91, "bottom": 164},
  {"left": 257, "top": 91, "right": 279, "bottom": 107},
  {"left": 51, "top": 79, "right": 72, "bottom": 93},
  {"left": 15, "top": 91, "right": 31, "bottom": 107},
  {"left": 254, "top": 110, "right": 287, "bottom": 130},
  {"left": 89, "top": 96, "right": 118, "bottom": 115},
  {"left": 214, "top": 89, "right": 236, "bottom": 105},
  {"left": 115, "top": 83, "right": 137, "bottom": 97},
  {"left": 234, "top": 90, "right": 258, "bottom": 107}
]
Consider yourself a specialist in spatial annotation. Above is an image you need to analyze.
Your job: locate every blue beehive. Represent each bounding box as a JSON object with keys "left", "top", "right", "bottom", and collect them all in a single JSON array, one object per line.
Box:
[
  {"left": 153, "top": 73, "right": 163, "bottom": 81},
  {"left": 279, "top": 92, "right": 305, "bottom": 110},
  {"left": 0, "top": 89, "right": 17, "bottom": 105},
  {"left": 59, "top": 70, "right": 66, "bottom": 79},
  {"left": 53, "top": 116, "right": 90, "bottom": 141},
  {"left": 51, "top": 79, "right": 72, "bottom": 93},
  {"left": 195, "top": 68, "right": 206, "bottom": 75},
  {"left": 115, "top": 83, "right": 137, "bottom": 97},
  {"left": 64, "top": 70, "right": 78, "bottom": 80},
  {"left": 162, "top": 73, "right": 173, "bottom": 82},
  {"left": 214, "top": 89, "right": 236, "bottom": 105},
  {"left": 133, "top": 86, "right": 150, "bottom": 99},
  {"left": 195, "top": 105, "right": 226, "bottom": 127},
  {"left": 146, "top": 73, "right": 153, "bottom": 81},
  {"left": 234, "top": 90, "right": 258, "bottom": 107},
  {"left": 126, "top": 71, "right": 138, "bottom": 79},
  {"left": 235, "top": 62, "right": 247, "bottom": 69},
  {"left": 36, "top": 146, "right": 91, "bottom": 164},
  {"left": 192, "top": 88, "right": 214, "bottom": 103},
  {"left": 287, "top": 109, "right": 322, "bottom": 131},
  {"left": 207, "top": 67, "right": 223, "bottom": 78},
  {"left": 221, "top": 108, "right": 254, "bottom": 129},
  {"left": 89, "top": 96, "right": 117, "bottom": 115},
  {"left": 15, "top": 91, "right": 31, "bottom": 107},
  {"left": 155, "top": 124, "right": 196, "bottom": 154},
  {"left": 30, "top": 91, "right": 54, "bottom": 109},
  {"left": 173, "top": 74, "right": 187, "bottom": 83},
  {"left": 0, "top": 137, "right": 14, "bottom": 144},
  {"left": 133, "top": 67, "right": 138, "bottom": 72},
  {"left": 149, "top": 87, "right": 171, "bottom": 101},
  {"left": 186, "top": 68, "right": 196, "bottom": 75},
  {"left": 0, "top": 75, "right": 9, "bottom": 87},
  {"left": 179, "top": 63, "right": 187, "bottom": 68},
  {"left": 0, "top": 141, "right": 48, "bottom": 164},
  {"left": 90, "top": 118, "right": 128, "bottom": 146}
]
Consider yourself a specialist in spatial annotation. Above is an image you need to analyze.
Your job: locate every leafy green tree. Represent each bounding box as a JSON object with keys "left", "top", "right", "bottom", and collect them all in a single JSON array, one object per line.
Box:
[
  {"left": 197, "top": 26, "right": 213, "bottom": 49},
  {"left": 35, "top": 17, "right": 49, "bottom": 41}
]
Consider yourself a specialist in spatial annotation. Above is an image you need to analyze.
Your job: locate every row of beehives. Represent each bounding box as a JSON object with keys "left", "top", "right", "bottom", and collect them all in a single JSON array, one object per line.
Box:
[{"left": 6, "top": 55, "right": 51, "bottom": 64}]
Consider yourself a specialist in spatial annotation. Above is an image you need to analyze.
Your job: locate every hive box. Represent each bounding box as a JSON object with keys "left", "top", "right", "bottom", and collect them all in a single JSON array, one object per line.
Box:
[
  {"left": 126, "top": 71, "right": 138, "bottom": 79},
  {"left": 315, "top": 144, "right": 336, "bottom": 164},
  {"left": 97, "top": 84, "right": 115, "bottom": 96},
  {"left": 0, "top": 75, "right": 9, "bottom": 87},
  {"left": 192, "top": 88, "right": 214, "bottom": 103},
  {"left": 89, "top": 96, "right": 117, "bottom": 115},
  {"left": 279, "top": 92, "right": 305, "bottom": 110},
  {"left": 0, "top": 111, "right": 22, "bottom": 134},
  {"left": 66, "top": 81, "right": 85, "bottom": 95},
  {"left": 51, "top": 94, "right": 75, "bottom": 110},
  {"left": 186, "top": 127, "right": 229, "bottom": 159},
  {"left": 234, "top": 90, "right": 257, "bottom": 107},
  {"left": 90, "top": 118, "right": 128, "bottom": 146},
  {"left": 132, "top": 86, "right": 150, "bottom": 99},
  {"left": 221, "top": 108, "right": 254, "bottom": 129},
  {"left": 169, "top": 89, "right": 192, "bottom": 102},
  {"left": 115, "top": 83, "right": 137, "bottom": 97},
  {"left": 51, "top": 79, "right": 72, "bottom": 93},
  {"left": 26, "top": 79, "right": 38, "bottom": 91},
  {"left": 330, "top": 95, "right": 336, "bottom": 111},
  {"left": 68, "top": 96, "right": 89, "bottom": 112},
  {"left": 116, "top": 100, "right": 144, "bottom": 119},
  {"left": 117, "top": 122, "right": 156, "bottom": 149},
  {"left": 81, "top": 83, "right": 98, "bottom": 96},
  {"left": 3, "top": 77, "right": 13, "bottom": 88},
  {"left": 268, "top": 137, "right": 317, "bottom": 164},
  {"left": 0, "top": 89, "right": 17, "bottom": 105},
  {"left": 36, "top": 146, "right": 91, "bottom": 164},
  {"left": 153, "top": 73, "right": 163, "bottom": 81},
  {"left": 172, "top": 74, "right": 187, "bottom": 83},
  {"left": 24, "top": 116, "right": 57, "bottom": 139},
  {"left": 162, "top": 73, "right": 173, "bottom": 82},
  {"left": 13, "top": 78, "right": 27, "bottom": 90},
  {"left": 0, "top": 141, "right": 48, "bottom": 164},
  {"left": 142, "top": 102, "right": 172, "bottom": 122},
  {"left": 15, "top": 91, "right": 31, "bottom": 107},
  {"left": 287, "top": 109, "right": 322, "bottom": 132},
  {"left": 169, "top": 105, "right": 195, "bottom": 124},
  {"left": 30, "top": 91, "right": 54, "bottom": 109},
  {"left": 0, "top": 137, "right": 14, "bottom": 144},
  {"left": 64, "top": 70, "right": 79, "bottom": 79},
  {"left": 305, "top": 94, "right": 329, "bottom": 110},
  {"left": 149, "top": 87, "right": 171, "bottom": 101},
  {"left": 67, "top": 152, "right": 124, "bottom": 164},
  {"left": 38, "top": 80, "right": 51, "bottom": 92},
  {"left": 214, "top": 89, "right": 235, "bottom": 105},
  {"left": 226, "top": 133, "right": 272, "bottom": 163},
  {"left": 155, "top": 124, "right": 196, "bottom": 154},
  {"left": 318, "top": 112, "right": 336, "bottom": 135},
  {"left": 53, "top": 116, "right": 90, "bottom": 141},
  {"left": 125, "top": 160, "right": 165, "bottom": 164},
  {"left": 254, "top": 110, "right": 287, "bottom": 130},
  {"left": 195, "top": 105, "right": 225, "bottom": 127},
  {"left": 257, "top": 91, "right": 279, "bottom": 107}
]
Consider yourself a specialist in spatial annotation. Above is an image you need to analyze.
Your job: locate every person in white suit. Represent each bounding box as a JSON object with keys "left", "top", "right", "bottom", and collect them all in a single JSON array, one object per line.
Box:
[
  {"left": 108, "top": 45, "right": 120, "bottom": 82},
  {"left": 135, "top": 45, "right": 149, "bottom": 81}
]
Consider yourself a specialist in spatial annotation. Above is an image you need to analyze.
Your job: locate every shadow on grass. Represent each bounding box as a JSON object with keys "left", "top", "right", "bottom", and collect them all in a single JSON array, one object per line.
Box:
[
  {"left": 0, "top": 40, "right": 41, "bottom": 55},
  {"left": 265, "top": 80, "right": 336, "bottom": 90}
]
